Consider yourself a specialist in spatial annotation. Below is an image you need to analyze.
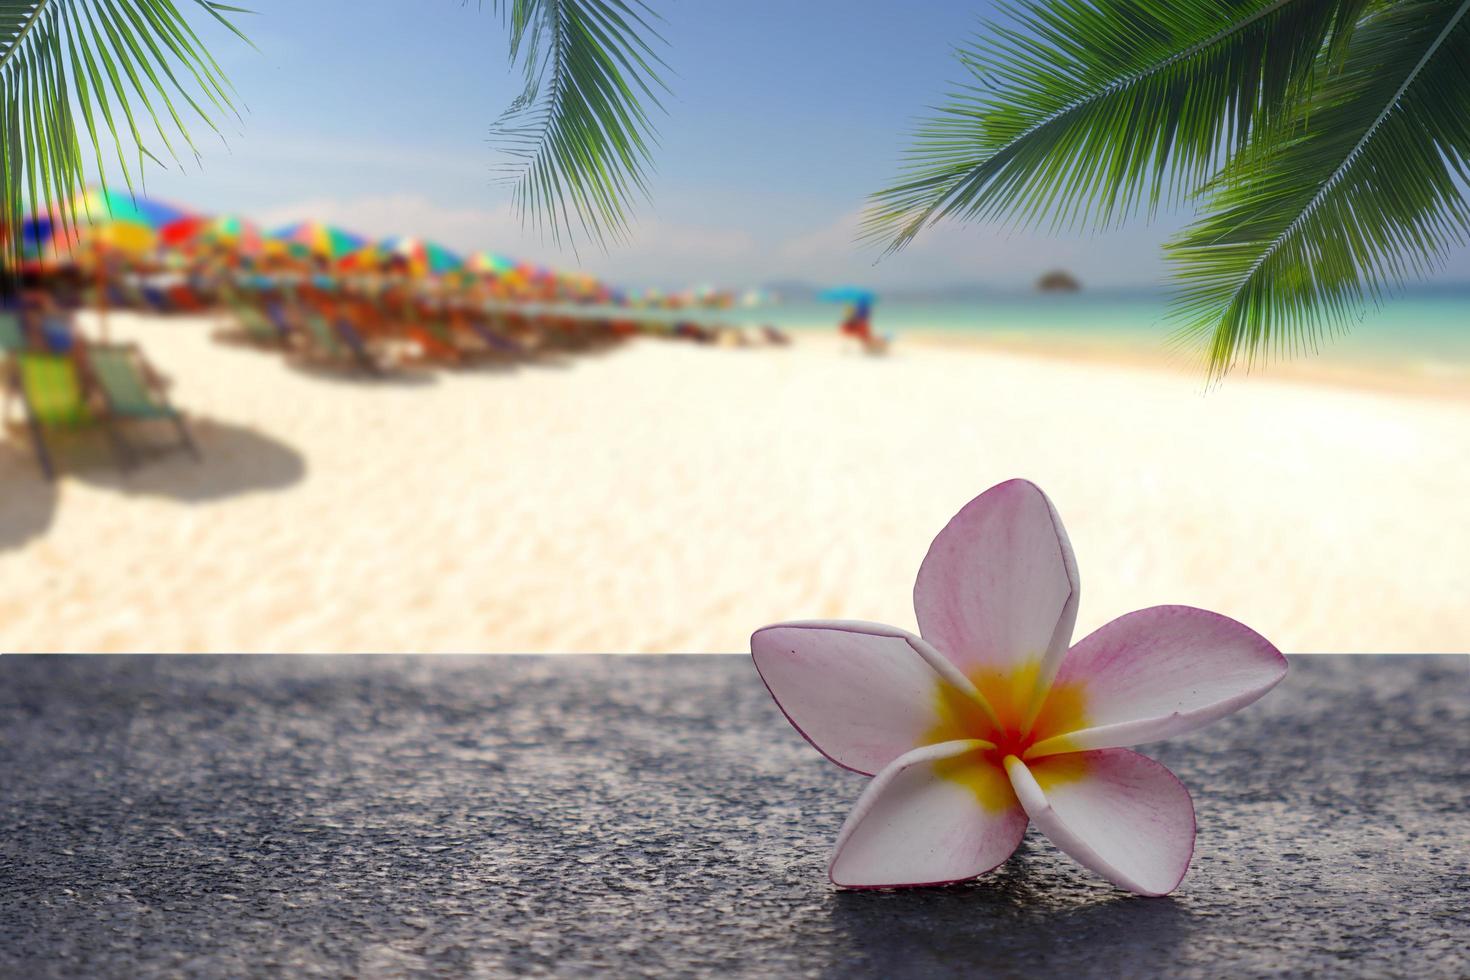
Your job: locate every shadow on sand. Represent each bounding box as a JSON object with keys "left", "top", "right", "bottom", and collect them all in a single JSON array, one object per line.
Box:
[
  {"left": 283, "top": 361, "right": 440, "bottom": 387},
  {"left": 0, "top": 419, "right": 306, "bottom": 539},
  {"left": 0, "top": 441, "right": 60, "bottom": 551},
  {"left": 820, "top": 839, "right": 1191, "bottom": 977},
  {"left": 73, "top": 417, "right": 307, "bottom": 502}
]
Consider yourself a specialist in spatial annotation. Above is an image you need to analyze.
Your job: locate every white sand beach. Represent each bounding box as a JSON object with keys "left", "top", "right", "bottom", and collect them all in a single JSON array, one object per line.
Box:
[{"left": 3, "top": 311, "right": 1468, "bottom": 653}]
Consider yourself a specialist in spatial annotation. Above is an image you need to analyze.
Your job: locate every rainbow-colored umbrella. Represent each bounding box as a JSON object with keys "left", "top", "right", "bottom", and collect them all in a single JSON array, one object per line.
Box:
[
  {"left": 160, "top": 214, "right": 264, "bottom": 257},
  {"left": 380, "top": 236, "right": 464, "bottom": 276},
  {"left": 20, "top": 187, "right": 191, "bottom": 261},
  {"left": 71, "top": 187, "right": 191, "bottom": 231},
  {"left": 336, "top": 241, "right": 388, "bottom": 273},
  {"left": 266, "top": 222, "right": 368, "bottom": 261},
  {"left": 463, "top": 250, "right": 517, "bottom": 276}
]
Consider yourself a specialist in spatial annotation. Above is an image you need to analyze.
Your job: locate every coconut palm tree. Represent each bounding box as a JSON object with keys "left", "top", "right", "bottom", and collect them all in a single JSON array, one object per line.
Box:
[
  {"left": 864, "top": 0, "right": 1470, "bottom": 376},
  {"left": 0, "top": 0, "right": 665, "bottom": 272},
  {"left": 7, "top": 1, "right": 1468, "bottom": 378},
  {"left": 0, "top": 0, "right": 247, "bottom": 267}
]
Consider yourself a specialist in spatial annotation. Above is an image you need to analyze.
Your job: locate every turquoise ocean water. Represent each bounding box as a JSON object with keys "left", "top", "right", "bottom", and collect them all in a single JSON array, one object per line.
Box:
[{"left": 707, "top": 287, "right": 1470, "bottom": 378}]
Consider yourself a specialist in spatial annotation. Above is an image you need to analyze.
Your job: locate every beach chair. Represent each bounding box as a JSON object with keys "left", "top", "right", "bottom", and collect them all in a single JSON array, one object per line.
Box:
[
  {"left": 86, "top": 344, "right": 201, "bottom": 467},
  {"left": 0, "top": 312, "right": 26, "bottom": 424},
  {"left": 465, "top": 317, "right": 531, "bottom": 357},
  {"left": 302, "top": 312, "right": 381, "bottom": 374},
  {"left": 0, "top": 311, "right": 25, "bottom": 353},
  {"left": 7, "top": 353, "right": 121, "bottom": 480},
  {"left": 410, "top": 320, "right": 465, "bottom": 365},
  {"left": 229, "top": 302, "right": 285, "bottom": 345},
  {"left": 264, "top": 302, "right": 297, "bottom": 342}
]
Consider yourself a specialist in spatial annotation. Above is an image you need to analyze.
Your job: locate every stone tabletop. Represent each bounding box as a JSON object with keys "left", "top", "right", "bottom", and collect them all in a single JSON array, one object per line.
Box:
[{"left": 1, "top": 654, "right": 1467, "bottom": 978}]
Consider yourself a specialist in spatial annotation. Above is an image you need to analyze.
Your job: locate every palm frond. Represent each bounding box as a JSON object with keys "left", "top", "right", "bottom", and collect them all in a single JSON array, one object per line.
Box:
[
  {"left": 0, "top": 0, "right": 245, "bottom": 272},
  {"left": 863, "top": 0, "right": 1367, "bottom": 254},
  {"left": 486, "top": 0, "right": 667, "bottom": 250},
  {"left": 1167, "top": 0, "right": 1470, "bottom": 377}
]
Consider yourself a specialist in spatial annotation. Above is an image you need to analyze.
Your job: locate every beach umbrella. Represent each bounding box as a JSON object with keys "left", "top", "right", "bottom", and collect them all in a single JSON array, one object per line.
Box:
[
  {"left": 70, "top": 186, "right": 191, "bottom": 232},
  {"left": 205, "top": 215, "right": 264, "bottom": 255},
  {"left": 156, "top": 213, "right": 264, "bottom": 260},
  {"left": 266, "top": 222, "right": 368, "bottom": 261},
  {"left": 159, "top": 214, "right": 210, "bottom": 247},
  {"left": 337, "top": 240, "right": 388, "bottom": 273},
  {"left": 463, "top": 250, "right": 517, "bottom": 276},
  {"left": 19, "top": 187, "right": 192, "bottom": 262},
  {"left": 818, "top": 286, "right": 876, "bottom": 306},
  {"left": 379, "top": 236, "right": 464, "bottom": 277}
]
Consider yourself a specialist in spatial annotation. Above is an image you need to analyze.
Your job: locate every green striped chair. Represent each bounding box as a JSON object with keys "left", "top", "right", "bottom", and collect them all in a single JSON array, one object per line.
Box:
[
  {"left": 232, "top": 302, "right": 284, "bottom": 345},
  {"left": 10, "top": 353, "right": 111, "bottom": 480},
  {"left": 0, "top": 311, "right": 25, "bottom": 353},
  {"left": 87, "top": 344, "right": 200, "bottom": 466},
  {"left": 302, "top": 313, "right": 380, "bottom": 374}
]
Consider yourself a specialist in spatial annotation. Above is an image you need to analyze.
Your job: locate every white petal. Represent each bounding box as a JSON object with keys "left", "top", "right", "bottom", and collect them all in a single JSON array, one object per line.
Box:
[
  {"left": 751, "top": 620, "right": 981, "bottom": 776},
  {"left": 1005, "top": 750, "right": 1195, "bottom": 896},
  {"left": 830, "top": 740, "right": 1028, "bottom": 888},
  {"left": 914, "top": 480, "right": 1079, "bottom": 689},
  {"left": 1029, "top": 605, "right": 1287, "bottom": 757}
]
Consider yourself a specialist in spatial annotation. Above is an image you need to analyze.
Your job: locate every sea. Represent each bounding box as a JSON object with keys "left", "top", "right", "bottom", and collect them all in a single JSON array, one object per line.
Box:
[{"left": 706, "top": 285, "right": 1470, "bottom": 381}]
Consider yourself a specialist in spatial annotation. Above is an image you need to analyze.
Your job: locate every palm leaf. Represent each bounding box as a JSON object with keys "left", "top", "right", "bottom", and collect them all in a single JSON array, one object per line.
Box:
[
  {"left": 1167, "top": 0, "right": 1470, "bottom": 376},
  {"left": 863, "top": 0, "right": 1367, "bottom": 253},
  {"left": 485, "top": 0, "right": 667, "bottom": 250},
  {"left": 0, "top": 0, "right": 245, "bottom": 273}
]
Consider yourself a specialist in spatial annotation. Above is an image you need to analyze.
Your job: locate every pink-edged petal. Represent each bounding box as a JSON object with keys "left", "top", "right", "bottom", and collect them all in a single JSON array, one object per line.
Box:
[
  {"left": 829, "top": 740, "right": 1028, "bottom": 888},
  {"left": 1029, "top": 605, "right": 1287, "bottom": 758},
  {"left": 1004, "top": 749, "right": 1195, "bottom": 896},
  {"left": 914, "top": 479, "right": 1080, "bottom": 685},
  {"left": 751, "top": 620, "right": 983, "bottom": 776}
]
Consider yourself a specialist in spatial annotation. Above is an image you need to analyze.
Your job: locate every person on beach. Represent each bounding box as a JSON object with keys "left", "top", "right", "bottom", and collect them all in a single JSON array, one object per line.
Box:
[
  {"left": 839, "top": 300, "right": 872, "bottom": 344},
  {"left": 839, "top": 300, "right": 889, "bottom": 354}
]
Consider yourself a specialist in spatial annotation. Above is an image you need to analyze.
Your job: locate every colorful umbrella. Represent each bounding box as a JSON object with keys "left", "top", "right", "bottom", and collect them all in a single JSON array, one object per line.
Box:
[
  {"left": 19, "top": 187, "right": 192, "bottom": 262},
  {"left": 380, "top": 236, "right": 464, "bottom": 276},
  {"left": 71, "top": 186, "right": 191, "bottom": 231},
  {"left": 160, "top": 215, "right": 210, "bottom": 247},
  {"left": 266, "top": 222, "right": 368, "bottom": 261},
  {"left": 336, "top": 241, "right": 388, "bottom": 273},
  {"left": 159, "top": 214, "right": 264, "bottom": 257},
  {"left": 463, "top": 251, "right": 517, "bottom": 276}
]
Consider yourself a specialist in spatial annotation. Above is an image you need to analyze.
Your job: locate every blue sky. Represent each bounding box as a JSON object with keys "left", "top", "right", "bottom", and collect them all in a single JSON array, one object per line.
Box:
[{"left": 124, "top": 0, "right": 1470, "bottom": 290}]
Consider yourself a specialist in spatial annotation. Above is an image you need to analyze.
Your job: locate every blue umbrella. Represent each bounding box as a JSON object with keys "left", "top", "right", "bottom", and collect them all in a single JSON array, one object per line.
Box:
[{"left": 818, "top": 286, "right": 876, "bottom": 305}]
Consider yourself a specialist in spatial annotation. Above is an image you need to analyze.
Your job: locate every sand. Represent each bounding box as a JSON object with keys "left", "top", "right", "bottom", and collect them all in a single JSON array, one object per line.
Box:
[{"left": 2, "top": 311, "right": 1468, "bottom": 653}]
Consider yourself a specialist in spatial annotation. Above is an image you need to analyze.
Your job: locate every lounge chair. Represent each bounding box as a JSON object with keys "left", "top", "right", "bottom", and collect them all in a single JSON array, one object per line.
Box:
[
  {"left": 301, "top": 312, "right": 381, "bottom": 375},
  {"left": 410, "top": 320, "right": 465, "bottom": 365},
  {"left": 464, "top": 317, "right": 530, "bottom": 356},
  {"left": 0, "top": 312, "right": 28, "bottom": 425},
  {"left": 7, "top": 353, "right": 122, "bottom": 480},
  {"left": 264, "top": 302, "right": 298, "bottom": 342},
  {"left": 0, "top": 311, "right": 25, "bottom": 353},
  {"left": 230, "top": 302, "right": 286, "bottom": 345},
  {"left": 86, "top": 344, "right": 201, "bottom": 466}
]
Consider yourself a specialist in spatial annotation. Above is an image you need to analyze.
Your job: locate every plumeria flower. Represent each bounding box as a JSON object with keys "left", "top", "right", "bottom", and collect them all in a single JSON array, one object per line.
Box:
[{"left": 751, "top": 479, "right": 1286, "bottom": 895}]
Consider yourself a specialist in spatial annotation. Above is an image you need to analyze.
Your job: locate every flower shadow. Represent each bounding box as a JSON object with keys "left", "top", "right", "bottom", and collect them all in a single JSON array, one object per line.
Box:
[{"left": 821, "top": 839, "right": 1191, "bottom": 977}]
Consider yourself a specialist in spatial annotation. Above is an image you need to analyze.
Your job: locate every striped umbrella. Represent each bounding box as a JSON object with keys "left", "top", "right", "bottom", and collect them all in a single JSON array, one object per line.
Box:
[
  {"left": 463, "top": 250, "right": 517, "bottom": 276},
  {"left": 20, "top": 187, "right": 192, "bottom": 261},
  {"left": 266, "top": 222, "right": 368, "bottom": 261},
  {"left": 380, "top": 236, "right": 464, "bottom": 277}
]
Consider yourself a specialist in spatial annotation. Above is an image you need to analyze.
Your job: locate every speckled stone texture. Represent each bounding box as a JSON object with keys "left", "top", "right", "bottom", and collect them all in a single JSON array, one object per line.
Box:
[{"left": 1, "top": 654, "right": 1466, "bottom": 978}]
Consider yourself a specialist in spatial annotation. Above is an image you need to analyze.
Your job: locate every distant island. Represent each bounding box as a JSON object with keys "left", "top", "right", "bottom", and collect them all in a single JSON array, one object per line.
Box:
[{"left": 1036, "top": 270, "right": 1082, "bottom": 293}]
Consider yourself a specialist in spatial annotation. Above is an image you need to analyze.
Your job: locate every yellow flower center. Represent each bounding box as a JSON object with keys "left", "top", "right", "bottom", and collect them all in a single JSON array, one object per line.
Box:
[{"left": 926, "top": 658, "right": 1090, "bottom": 809}]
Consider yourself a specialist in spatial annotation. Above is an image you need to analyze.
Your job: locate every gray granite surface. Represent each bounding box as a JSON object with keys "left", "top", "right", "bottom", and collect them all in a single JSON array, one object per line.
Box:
[{"left": 1, "top": 654, "right": 1467, "bottom": 978}]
